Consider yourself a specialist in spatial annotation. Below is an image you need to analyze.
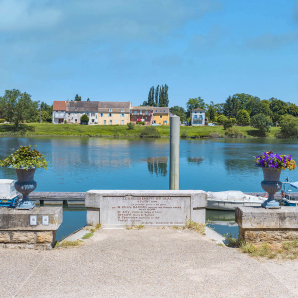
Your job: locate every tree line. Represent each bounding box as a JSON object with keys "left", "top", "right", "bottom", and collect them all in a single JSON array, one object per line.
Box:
[{"left": 142, "top": 84, "right": 169, "bottom": 107}]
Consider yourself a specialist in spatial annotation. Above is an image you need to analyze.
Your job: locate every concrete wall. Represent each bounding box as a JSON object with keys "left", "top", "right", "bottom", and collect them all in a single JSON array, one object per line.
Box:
[{"left": 86, "top": 190, "right": 207, "bottom": 227}]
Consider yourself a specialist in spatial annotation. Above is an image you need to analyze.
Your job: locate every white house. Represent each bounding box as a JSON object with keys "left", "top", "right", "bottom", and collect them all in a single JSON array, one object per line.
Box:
[
  {"left": 52, "top": 101, "right": 67, "bottom": 124},
  {"left": 66, "top": 101, "right": 99, "bottom": 124},
  {"left": 191, "top": 108, "right": 206, "bottom": 126}
]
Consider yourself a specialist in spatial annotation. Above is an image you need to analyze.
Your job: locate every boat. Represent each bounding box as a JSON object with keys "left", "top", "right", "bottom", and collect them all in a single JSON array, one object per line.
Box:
[
  {"left": 207, "top": 191, "right": 265, "bottom": 211},
  {"left": 281, "top": 177, "right": 298, "bottom": 206}
]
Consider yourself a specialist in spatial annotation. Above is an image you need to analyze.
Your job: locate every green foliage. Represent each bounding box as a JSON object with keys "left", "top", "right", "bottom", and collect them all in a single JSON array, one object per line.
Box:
[
  {"left": 251, "top": 113, "right": 272, "bottom": 135},
  {"left": 186, "top": 97, "right": 206, "bottom": 117},
  {"left": 82, "top": 232, "right": 93, "bottom": 239},
  {"left": 143, "top": 84, "right": 168, "bottom": 107},
  {"left": 80, "top": 114, "right": 89, "bottom": 123},
  {"left": 170, "top": 106, "right": 186, "bottom": 123},
  {"left": 217, "top": 115, "right": 227, "bottom": 124},
  {"left": 0, "top": 89, "right": 39, "bottom": 128},
  {"left": 223, "top": 119, "right": 234, "bottom": 130},
  {"left": 180, "top": 130, "right": 188, "bottom": 138},
  {"left": 139, "top": 126, "right": 161, "bottom": 138},
  {"left": 0, "top": 119, "right": 5, "bottom": 123},
  {"left": 237, "top": 109, "right": 250, "bottom": 125},
  {"left": 74, "top": 94, "right": 81, "bottom": 101},
  {"left": 0, "top": 145, "right": 50, "bottom": 169},
  {"left": 278, "top": 115, "right": 298, "bottom": 138},
  {"left": 224, "top": 127, "right": 244, "bottom": 138},
  {"left": 230, "top": 118, "right": 236, "bottom": 124},
  {"left": 208, "top": 102, "right": 216, "bottom": 121},
  {"left": 127, "top": 122, "right": 135, "bottom": 130},
  {"left": 224, "top": 96, "right": 240, "bottom": 118}
]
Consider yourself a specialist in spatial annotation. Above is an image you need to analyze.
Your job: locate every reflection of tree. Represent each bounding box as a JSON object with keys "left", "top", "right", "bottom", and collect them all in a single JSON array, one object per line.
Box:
[
  {"left": 224, "top": 159, "right": 252, "bottom": 174},
  {"left": 187, "top": 157, "right": 204, "bottom": 166},
  {"left": 146, "top": 157, "right": 168, "bottom": 177}
]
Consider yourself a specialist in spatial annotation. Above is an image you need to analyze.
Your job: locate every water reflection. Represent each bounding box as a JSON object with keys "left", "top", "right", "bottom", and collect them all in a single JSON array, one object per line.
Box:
[
  {"left": 187, "top": 157, "right": 204, "bottom": 166},
  {"left": 145, "top": 157, "right": 168, "bottom": 177}
]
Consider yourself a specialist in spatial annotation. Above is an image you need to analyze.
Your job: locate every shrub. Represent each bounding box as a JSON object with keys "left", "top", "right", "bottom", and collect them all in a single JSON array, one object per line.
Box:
[
  {"left": 217, "top": 115, "right": 228, "bottom": 125},
  {"left": 127, "top": 122, "right": 135, "bottom": 130},
  {"left": 278, "top": 115, "right": 298, "bottom": 138},
  {"left": 230, "top": 118, "right": 236, "bottom": 124},
  {"left": 0, "top": 119, "right": 5, "bottom": 123},
  {"left": 80, "top": 114, "right": 89, "bottom": 123},
  {"left": 225, "top": 127, "right": 244, "bottom": 138},
  {"left": 209, "top": 132, "right": 223, "bottom": 138},
  {"left": 181, "top": 131, "right": 188, "bottom": 138},
  {"left": 139, "top": 126, "right": 160, "bottom": 138},
  {"left": 250, "top": 113, "right": 272, "bottom": 135},
  {"left": 237, "top": 109, "right": 250, "bottom": 126},
  {"left": 223, "top": 119, "right": 234, "bottom": 130},
  {"left": 137, "top": 121, "right": 145, "bottom": 125},
  {"left": 64, "top": 120, "right": 67, "bottom": 124}
]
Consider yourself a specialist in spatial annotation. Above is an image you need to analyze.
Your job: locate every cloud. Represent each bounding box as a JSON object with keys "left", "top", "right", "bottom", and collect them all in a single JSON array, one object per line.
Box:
[
  {"left": 245, "top": 32, "right": 298, "bottom": 49},
  {"left": 0, "top": 0, "right": 62, "bottom": 32}
]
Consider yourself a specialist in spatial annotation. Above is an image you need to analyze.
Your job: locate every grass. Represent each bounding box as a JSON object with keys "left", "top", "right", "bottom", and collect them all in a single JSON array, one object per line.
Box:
[
  {"left": 0, "top": 123, "right": 281, "bottom": 138},
  {"left": 126, "top": 224, "right": 145, "bottom": 230},
  {"left": 183, "top": 219, "right": 206, "bottom": 234},
  {"left": 55, "top": 240, "right": 82, "bottom": 248},
  {"left": 82, "top": 232, "right": 94, "bottom": 239}
]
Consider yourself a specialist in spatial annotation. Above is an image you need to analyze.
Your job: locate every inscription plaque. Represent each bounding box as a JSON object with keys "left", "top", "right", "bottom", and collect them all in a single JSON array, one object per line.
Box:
[{"left": 100, "top": 196, "right": 190, "bottom": 227}]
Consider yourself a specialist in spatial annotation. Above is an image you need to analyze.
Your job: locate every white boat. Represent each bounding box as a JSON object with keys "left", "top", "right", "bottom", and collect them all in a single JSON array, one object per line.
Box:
[{"left": 207, "top": 191, "right": 265, "bottom": 211}]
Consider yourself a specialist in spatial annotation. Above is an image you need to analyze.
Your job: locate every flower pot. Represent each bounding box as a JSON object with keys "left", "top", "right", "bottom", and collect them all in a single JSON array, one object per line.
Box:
[
  {"left": 14, "top": 168, "right": 36, "bottom": 210},
  {"left": 260, "top": 167, "right": 282, "bottom": 209}
]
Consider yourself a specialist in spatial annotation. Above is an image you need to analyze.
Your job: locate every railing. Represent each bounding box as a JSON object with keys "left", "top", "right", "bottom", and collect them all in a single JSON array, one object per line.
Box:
[{"left": 54, "top": 113, "right": 65, "bottom": 118}]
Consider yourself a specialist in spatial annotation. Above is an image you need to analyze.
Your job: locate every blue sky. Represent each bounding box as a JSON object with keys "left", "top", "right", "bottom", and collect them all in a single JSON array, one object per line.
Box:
[{"left": 1, "top": 0, "right": 298, "bottom": 108}]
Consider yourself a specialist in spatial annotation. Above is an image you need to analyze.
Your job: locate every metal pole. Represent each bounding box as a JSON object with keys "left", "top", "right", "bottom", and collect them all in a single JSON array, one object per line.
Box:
[{"left": 169, "top": 115, "right": 180, "bottom": 190}]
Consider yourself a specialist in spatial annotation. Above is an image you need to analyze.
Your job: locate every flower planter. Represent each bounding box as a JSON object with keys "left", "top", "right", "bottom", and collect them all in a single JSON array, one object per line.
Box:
[
  {"left": 260, "top": 167, "right": 282, "bottom": 209},
  {"left": 14, "top": 168, "right": 37, "bottom": 210}
]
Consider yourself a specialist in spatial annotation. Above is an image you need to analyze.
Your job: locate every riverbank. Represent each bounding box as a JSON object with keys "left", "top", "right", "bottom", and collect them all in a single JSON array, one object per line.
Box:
[
  {"left": 0, "top": 123, "right": 280, "bottom": 138},
  {"left": 1, "top": 228, "right": 297, "bottom": 297}
]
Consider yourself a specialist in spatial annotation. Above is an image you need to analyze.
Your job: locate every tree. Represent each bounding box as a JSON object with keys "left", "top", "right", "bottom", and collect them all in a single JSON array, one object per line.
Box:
[
  {"left": 223, "top": 119, "right": 234, "bottom": 130},
  {"left": 155, "top": 85, "right": 159, "bottom": 107},
  {"left": 207, "top": 102, "right": 216, "bottom": 121},
  {"left": 170, "top": 106, "right": 186, "bottom": 123},
  {"left": 74, "top": 94, "right": 82, "bottom": 101},
  {"left": 159, "top": 85, "right": 164, "bottom": 107},
  {"left": 287, "top": 104, "right": 298, "bottom": 117},
  {"left": 87, "top": 98, "right": 90, "bottom": 101},
  {"left": 278, "top": 115, "right": 298, "bottom": 138},
  {"left": 147, "top": 86, "right": 155, "bottom": 106},
  {"left": 186, "top": 97, "right": 206, "bottom": 118},
  {"left": 224, "top": 95, "right": 240, "bottom": 118},
  {"left": 80, "top": 114, "right": 89, "bottom": 123},
  {"left": 163, "top": 84, "right": 169, "bottom": 107},
  {"left": 250, "top": 114, "right": 272, "bottom": 135},
  {"left": 217, "top": 115, "right": 228, "bottom": 125},
  {"left": 269, "top": 98, "right": 288, "bottom": 122},
  {"left": 0, "top": 89, "right": 38, "bottom": 128},
  {"left": 237, "top": 109, "right": 250, "bottom": 126}
]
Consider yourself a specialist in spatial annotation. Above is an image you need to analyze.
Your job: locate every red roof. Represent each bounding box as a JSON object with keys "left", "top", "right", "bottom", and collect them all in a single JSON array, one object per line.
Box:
[{"left": 53, "top": 101, "right": 66, "bottom": 111}]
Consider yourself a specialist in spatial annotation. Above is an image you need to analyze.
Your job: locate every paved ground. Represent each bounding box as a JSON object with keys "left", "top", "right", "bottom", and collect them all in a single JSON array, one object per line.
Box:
[{"left": 1, "top": 228, "right": 298, "bottom": 298}]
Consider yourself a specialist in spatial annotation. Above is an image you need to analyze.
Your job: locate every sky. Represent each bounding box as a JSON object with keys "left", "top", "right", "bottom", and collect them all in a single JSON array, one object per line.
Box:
[{"left": 0, "top": 0, "right": 298, "bottom": 108}]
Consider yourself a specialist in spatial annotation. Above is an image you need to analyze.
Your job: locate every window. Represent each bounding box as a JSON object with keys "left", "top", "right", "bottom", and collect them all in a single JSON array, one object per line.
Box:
[
  {"left": 121, "top": 120, "right": 124, "bottom": 125},
  {"left": 134, "top": 111, "right": 137, "bottom": 115},
  {"left": 140, "top": 111, "right": 142, "bottom": 114},
  {"left": 145, "top": 111, "right": 148, "bottom": 115},
  {"left": 199, "top": 115, "right": 203, "bottom": 120},
  {"left": 68, "top": 113, "right": 70, "bottom": 116},
  {"left": 121, "top": 109, "right": 124, "bottom": 112},
  {"left": 163, "top": 110, "right": 165, "bottom": 112},
  {"left": 92, "top": 113, "right": 95, "bottom": 117},
  {"left": 100, "top": 113, "right": 104, "bottom": 117},
  {"left": 108, "top": 113, "right": 112, "bottom": 117},
  {"left": 96, "top": 114, "right": 98, "bottom": 119},
  {"left": 104, "top": 120, "right": 106, "bottom": 125},
  {"left": 116, "top": 120, "right": 118, "bottom": 124},
  {"left": 109, "top": 109, "right": 112, "bottom": 112},
  {"left": 156, "top": 110, "right": 157, "bottom": 112},
  {"left": 134, "top": 116, "right": 137, "bottom": 120},
  {"left": 194, "top": 115, "right": 197, "bottom": 120},
  {"left": 160, "top": 115, "right": 162, "bottom": 118},
  {"left": 110, "top": 120, "right": 112, "bottom": 125},
  {"left": 121, "top": 113, "right": 124, "bottom": 117},
  {"left": 163, "top": 120, "right": 167, "bottom": 124},
  {"left": 92, "top": 119, "right": 95, "bottom": 123}
]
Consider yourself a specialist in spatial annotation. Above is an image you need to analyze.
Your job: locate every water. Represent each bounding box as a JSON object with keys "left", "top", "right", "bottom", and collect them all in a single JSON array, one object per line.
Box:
[{"left": 1, "top": 137, "right": 298, "bottom": 239}]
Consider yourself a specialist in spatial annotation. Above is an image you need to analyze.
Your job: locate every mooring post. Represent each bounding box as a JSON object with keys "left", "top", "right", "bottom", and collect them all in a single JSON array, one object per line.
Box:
[{"left": 169, "top": 115, "right": 180, "bottom": 190}]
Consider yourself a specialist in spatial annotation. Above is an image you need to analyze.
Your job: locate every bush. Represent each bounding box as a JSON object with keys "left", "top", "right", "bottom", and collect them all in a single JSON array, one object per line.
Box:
[
  {"left": 0, "top": 119, "right": 5, "bottom": 123},
  {"left": 80, "top": 114, "right": 89, "bottom": 123},
  {"left": 209, "top": 132, "right": 223, "bottom": 138},
  {"left": 127, "top": 122, "right": 135, "bottom": 130},
  {"left": 137, "top": 121, "right": 145, "bottom": 125},
  {"left": 223, "top": 119, "right": 234, "bottom": 130},
  {"left": 217, "top": 115, "right": 228, "bottom": 125},
  {"left": 251, "top": 113, "right": 272, "bottom": 135},
  {"left": 64, "top": 120, "right": 67, "bottom": 124},
  {"left": 278, "top": 115, "right": 298, "bottom": 138},
  {"left": 237, "top": 109, "right": 250, "bottom": 126},
  {"left": 139, "top": 126, "right": 160, "bottom": 138},
  {"left": 225, "top": 127, "right": 244, "bottom": 138},
  {"left": 230, "top": 118, "right": 236, "bottom": 124},
  {"left": 181, "top": 131, "right": 188, "bottom": 138}
]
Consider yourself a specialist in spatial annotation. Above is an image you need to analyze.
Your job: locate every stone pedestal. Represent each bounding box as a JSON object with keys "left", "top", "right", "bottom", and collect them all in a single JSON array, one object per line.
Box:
[
  {"left": 235, "top": 206, "right": 298, "bottom": 243},
  {"left": 86, "top": 190, "right": 207, "bottom": 227},
  {"left": 0, "top": 207, "right": 62, "bottom": 250}
]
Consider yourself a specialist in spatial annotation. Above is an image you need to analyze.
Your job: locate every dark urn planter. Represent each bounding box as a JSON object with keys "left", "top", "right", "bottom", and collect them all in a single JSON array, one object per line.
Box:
[
  {"left": 14, "top": 168, "right": 36, "bottom": 209},
  {"left": 261, "top": 167, "right": 282, "bottom": 209}
]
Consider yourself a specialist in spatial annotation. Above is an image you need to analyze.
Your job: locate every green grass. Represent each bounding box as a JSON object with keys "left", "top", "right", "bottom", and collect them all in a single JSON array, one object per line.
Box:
[
  {"left": 82, "top": 232, "right": 93, "bottom": 239},
  {"left": 0, "top": 123, "right": 281, "bottom": 138}
]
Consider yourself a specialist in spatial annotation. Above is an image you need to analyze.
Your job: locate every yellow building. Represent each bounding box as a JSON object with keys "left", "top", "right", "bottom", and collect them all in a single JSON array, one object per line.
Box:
[
  {"left": 97, "top": 102, "right": 131, "bottom": 125},
  {"left": 153, "top": 107, "right": 170, "bottom": 125}
]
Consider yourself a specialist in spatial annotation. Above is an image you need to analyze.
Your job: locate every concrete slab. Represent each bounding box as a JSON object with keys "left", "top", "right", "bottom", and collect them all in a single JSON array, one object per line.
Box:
[
  {"left": 204, "top": 226, "right": 225, "bottom": 244},
  {"left": 61, "top": 227, "right": 90, "bottom": 242}
]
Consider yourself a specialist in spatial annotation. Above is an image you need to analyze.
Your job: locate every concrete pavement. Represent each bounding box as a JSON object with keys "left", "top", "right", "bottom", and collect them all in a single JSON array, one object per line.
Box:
[{"left": 0, "top": 228, "right": 297, "bottom": 298}]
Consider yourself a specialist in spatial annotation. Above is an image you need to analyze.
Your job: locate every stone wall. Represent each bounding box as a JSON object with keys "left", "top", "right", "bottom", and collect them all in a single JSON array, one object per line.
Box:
[
  {"left": 236, "top": 206, "right": 298, "bottom": 244},
  {"left": 0, "top": 207, "right": 62, "bottom": 250}
]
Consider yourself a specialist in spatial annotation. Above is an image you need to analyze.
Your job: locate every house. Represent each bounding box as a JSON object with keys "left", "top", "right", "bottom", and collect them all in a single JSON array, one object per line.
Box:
[
  {"left": 191, "top": 108, "right": 206, "bottom": 126},
  {"left": 66, "top": 101, "right": 99, "bottom": 124},
  {"left": 153, "top": 107, "right": 170, "bottom": 125},
  {"left": 98, "top": 102, "right": 131, "bottom": 125},
  {"left": 130, "top": 106, "right": 154, "bottom": 125},
  {"left": 52, "top": 101, "right": 67, "bottom": 124}
]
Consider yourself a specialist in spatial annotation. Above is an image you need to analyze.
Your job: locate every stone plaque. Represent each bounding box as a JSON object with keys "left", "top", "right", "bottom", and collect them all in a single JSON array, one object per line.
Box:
[{"left": 100, "top": 196, "right": 190, "bottom": 227}]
